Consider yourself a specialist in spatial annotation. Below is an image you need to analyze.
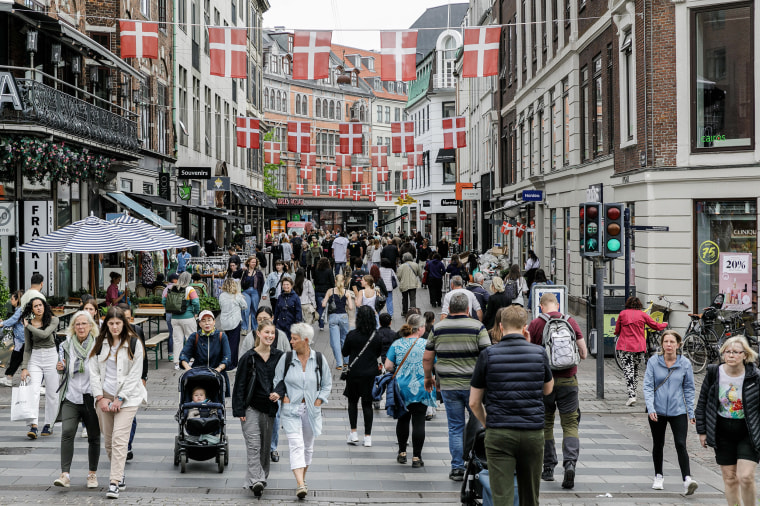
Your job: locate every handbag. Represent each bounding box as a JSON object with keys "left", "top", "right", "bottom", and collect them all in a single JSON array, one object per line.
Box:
[
  {"left": 11, "top": 380, "right": 39, "bottom": 421},
  {"left": 341, "top": 331, "right": 376, "bottom": 381},
  {"left": 374, "top": 287, "right": 387, "bottom": 312},
  {"left": 327, "top": 293, "right": 338, "bottom": 314},
  {"left": 268, "top": 274, "right": 283, "bottom": 298}
]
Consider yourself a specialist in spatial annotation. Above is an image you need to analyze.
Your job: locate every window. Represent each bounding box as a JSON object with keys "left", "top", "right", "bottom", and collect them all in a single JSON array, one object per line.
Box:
[
  {"left": 521, "top": 0, "right": 527, "bottom": 74},
  {"left": 143, "top": 182, "right": 154, "bottom": 195},
  {"left": 157, "top": 83, "right": 167, "bottom": 154},
  {"left": 178, "top": 67, "right": 188, "bottom": 146},
  {"left": 231, "top": 0, "right": 236, "bottom": 24},
  {"left": 224, "top": 101, "right": 230, "bottom": 163},
  {"left": 329, "top": 101, "right": 335, "bottom": 119},
  {"left": 580, "top": 66, "right": 590, "bottom": 161},
  {"left": 316, "top": 98, "right": 321, "bottom": 117},
  {"left": 192, "top": 0, "right": 200, "bottom": 67},
  {"left": 621, "top": 30, "right": 634, "bottom": 140},
  {"left": 426, "top": 104, "right": 430, "bottom": 130},
  {"left": 538, "top": 105, "right": 544, "bottom": 173},
  {"left": 439, "top": 35, "right": 457, "bottom": 88},
  {"left": 140, "top": 0, "right": 149, "bottom": 17},
  {"left": 531, "top": 0, "right": 537, "bottom": 63},
  {"left": 592, "top": 55, "right": 604, "bottom": 156},
  {"left": 281, "top": 92, "right": 287, "bottom": 113},
  {"left": 295, "top": 95, "right": 301, "bottom": 115},
  {"left": 271, "top": 54, "right": 279, "bottom": 73},
  {"left": 158, "top": 0, "right": 167, "bottom": 30},
  {"left": 283, "top": 57, "right": 290, "bottom": 75},
  {"left": 205, "top": 86, "right": 211, "bottom": 155},
  {"left": 394, "top": 107, "right": 401, "bottom": 122},
  {"left": 693, "top": 4, "right": 754, "bottom": 151},
  {"left": 443, "top": 162, "right": 456, "bottom": 183},
  {"left": 215, "top": 94, "right": 221, "bottom": 159},
  {"left": 337, "top": 101, "right": 341, "bottom": 120},
  {"left": 562, "top": 78, "right": 569, "bottom": 166},
  {"left": 121, "top": 179, "right": 133, "bottom": 192},
  {"left": 193, "top": 77, "right": 200, "bottom": 152},
  {"left": 178, "top": 0, "right": 186, "bottom": 32},
  {"left": 385, "top": 106, "right": 391, "bottom": 123},
  {"left": 529, "top": 112, "right": 535, "bottom": 175},
  {"left": 550, "top": 90, "right": 556, "bottom": 170},
  {"left": 232, "top": 107, "right": 237, "bottom": 167},
  {"left": 203, "top": 0, "right": 210, "bottom": 54},
  {"left": 377, "top": 105, "right": 383, "bottom": 123}
]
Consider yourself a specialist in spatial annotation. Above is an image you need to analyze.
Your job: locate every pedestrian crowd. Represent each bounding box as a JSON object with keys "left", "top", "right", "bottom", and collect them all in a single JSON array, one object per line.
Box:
[{"left": 1, "top": 230, "right": 758, "bottom": 506}]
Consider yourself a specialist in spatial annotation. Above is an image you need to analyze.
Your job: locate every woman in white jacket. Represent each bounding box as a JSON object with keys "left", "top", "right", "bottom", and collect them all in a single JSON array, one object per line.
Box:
[
  {"left": 88, "top": 306, "right": 147, "bottom": 500},
  {"left": 219, "top": 277, "right": 248, "bottom": 369}
]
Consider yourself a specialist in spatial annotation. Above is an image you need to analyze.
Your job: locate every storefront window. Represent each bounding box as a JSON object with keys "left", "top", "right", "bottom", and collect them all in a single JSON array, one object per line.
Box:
[
  {"left": 695, "top": 199, "right": 757, "bottom": 312},
  {"left": 443, "top": 162, "right": 456, "bottom": 184}
]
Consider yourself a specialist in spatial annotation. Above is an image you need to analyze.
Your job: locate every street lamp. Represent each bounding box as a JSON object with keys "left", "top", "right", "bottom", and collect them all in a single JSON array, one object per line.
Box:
[
  {"left": 26, "top": 30, "right": 38, "bottom": 79},
  {"left": 71, "top": 56, "right": 81, "bottom": 98},
  {"left": 51, "top": 43, "right": 62, "bottom": 88}
]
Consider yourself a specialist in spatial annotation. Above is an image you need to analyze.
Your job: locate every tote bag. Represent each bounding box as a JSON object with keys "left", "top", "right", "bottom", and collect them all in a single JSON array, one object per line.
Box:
[{"left": 11, "top": 381, "right": 39, "bottom": 421}]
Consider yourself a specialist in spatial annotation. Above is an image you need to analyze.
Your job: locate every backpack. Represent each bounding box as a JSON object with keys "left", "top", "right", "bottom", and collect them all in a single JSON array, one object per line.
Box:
[
  {"left": 284, "top": 351, "right": 324, "bottom": 391},
  {"left": 166, "top": 286, "right": 188, "bottom": 315},
  {"left": 503, "top": 278, "right": 518, "bottom": 301},
  {"left": 540, "top": 313, "right": 580, "bottom": 370}
]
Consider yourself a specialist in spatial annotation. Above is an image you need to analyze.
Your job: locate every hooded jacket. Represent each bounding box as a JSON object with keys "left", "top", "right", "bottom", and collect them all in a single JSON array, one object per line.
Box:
[{"left": 643, "top": 354, "right": 695, "bottom": 418}]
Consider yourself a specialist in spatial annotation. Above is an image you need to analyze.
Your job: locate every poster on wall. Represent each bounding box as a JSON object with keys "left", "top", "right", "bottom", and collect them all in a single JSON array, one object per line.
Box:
[
  {"left": 24, "top": 201, "right": 54, "bottom": 296},
  {"left": 719, "top": 252, "right": 753, "bottom": 309}
]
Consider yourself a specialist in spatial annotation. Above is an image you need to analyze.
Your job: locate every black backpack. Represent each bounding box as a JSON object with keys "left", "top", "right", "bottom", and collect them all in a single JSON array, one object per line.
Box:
[
  {"left": 503, "top": 278, "right": 518, "bottom": 301},
  {"left": 283, "top": 351, "right": 324, "bottom": 391}
]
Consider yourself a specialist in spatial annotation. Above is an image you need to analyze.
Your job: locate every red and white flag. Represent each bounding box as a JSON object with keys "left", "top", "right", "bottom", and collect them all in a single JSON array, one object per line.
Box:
[
  {"left": 407, "top": 144, "right": 423, "bottom": 166},
  {"left": 377, "top": 166, "right": 389, "bottom": 182},
  {"left": 292, "top": 30, "right": 332, "bottom": 80},
  {"left": 236, "top": 116, "right": 260, "bottom": 149},
  {"left": 400, "top": 189, "right": 408, "bottom": 199},
  {"left": 335, "top": 153, "right": 352, "bottom": 167},
  {"left": 361, "top": 183, "right": 371, "bottom": 195},
  {"left": 120, "top": 21, "right": 159, "bottom": 59},
  {"left": 371, "top": 145, "right": 388, "bottom": 168},
  {"left": 312, "top": 185, "right": 321, "bottom": 197},
  {"left": 442, "top": 117, "right": 467, "bottom": 149},
  {"left": 295, "top": 184, "right": 304, "bottom": 196},
  {"left": 462, "top": 27, "right": 501, "bottom": 78},
  {"left": 264, "top": 141, "right": 281, "bottom": 164},
  {"left": 384, "top": 190, "right": 392, "bottom": 201},
  {"left": 343, "top": 184, "right": 353, "bottom": 198},
  {"left": 287, "top": 121, "right": 311, "bottom": 153},
  {"left": 300, "top": 151, "right": 316, "bottom": 168},
  {"left": 299, "top": 165, "right": 312, "bottom": 180},
  {"left": 352, "top": 190, "right": 361, "bottom": 202},
  {"left": 336, "top": 187, "right": 344, "bottom": 199},
  {"left": 328, "top": 185, "right": 337, "bottom": 197},
  {"left": 351, "top": 166, "right": 363, "bottom": 183},
  {"left": 391, "top": 121, "right": 414, "bottom": 153},
  {"left": 325, "top": 165, "right": 338, "bottom": 182},
  {"left": 368, "top": 191, "right": 377, "bottom": 202},
  {"left": 209, "top": 27, "right": 247, "bottom": 78},
  {"left": 339, "top": 123, "right": 363, "bottom": 154},
  {"left": 380, "top": 30, "right": 418, "bottom": 82},
  {"left": 515, "top": 223, "right": 526, "bottom": 238},
  {"left": 402, "top": 164, "right": 414, "bottom": 180}
]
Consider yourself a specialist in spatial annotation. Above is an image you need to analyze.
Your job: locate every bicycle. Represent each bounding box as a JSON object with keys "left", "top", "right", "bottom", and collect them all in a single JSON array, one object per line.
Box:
[
  {"left": 615, "top": 296, "right": 687, "bottom": 371},
  {"left": 682, "top": 307, "right": 758, "bottom": 373}
]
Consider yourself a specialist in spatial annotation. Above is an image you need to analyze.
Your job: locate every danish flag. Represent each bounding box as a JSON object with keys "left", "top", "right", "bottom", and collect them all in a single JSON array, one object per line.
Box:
[
  {"left": 380, "top": 30, "right": 418, "bottom": 82},
  {"left": 377, "top": 166, "right": 389, "bottom": 182},
  {"left": 361, "top": 183, "right": 371, "bottom": 195},
  {"left": 263, "top": 141, "right": 281, "bottom": 164},
  {"left": 292, "top": 31, "right": 332, "bottom": 80},
  {"left": 295, "top": 184, "right": 304, "bottom": 196},
  {"left": 312, "top": 185, "right": 321, "bottom": 197},
  {"left": 371, "top": 145, "right": 388, "bottom": 167},
  {"left": 400, "top": 189, "right": 408, "bottom": 199},
  {"left": 391, "top": 122, "right": 415, "bottom": 153},
  {"left": 384, "top": 190, "right": 392, "bottom": 201},
  {"left": 339, "top": 123, "right": 363, "bottom": 154},
  {"left": 351, "top": 166, "right": 363, "bottom": 183},
  {"left": 325, "top": 165, "right": 338, "bottom": 182},
  {"left": 402, "top": 164, "right": 414, "bottom": 180},
  {"left": 120, "top": 21, "right": 159, "bottom": 59},
  {"left": 352, "top": 190, "right": 361, "bottom": 201},
  {"left": 208, "top": 27, "right": 247, "bottom": 78},
  {"left": 335, "top": 153, "right": 352, "bottom": 167},
  {"left": 236, "top": 117, "right": 260, "bottom": 149},
  {"left": 300, "top": 151, "right": 316, "bottom": 169},
  {"left": 328, "top": 185, "right": 337, "bottom": 197},
  {"left": 299, "top": 165, "right": 312, "bottom": 180},
  {"left": 442, "top": 117, "right": 467, "bottom": 149},
  {"left": 368, "top": 191, "right": 377, "bottom": 202},
  {"left": 408, "top": 144, "right": 423, "bottom": 166},
  {"left": 287, "top": 121, "right": 311, "bottom": 153},
  {"left": 500, "top": 221, "right": 510, "bottom": 234},
  {"left": 343, "top": 184, "right": 353, "bottom": 199},
  {"left": 462, "top": 27, "right": 501, "bottom": 78},
  {"left": 515, "top": 223, "right": 526, "bottom": 238}
]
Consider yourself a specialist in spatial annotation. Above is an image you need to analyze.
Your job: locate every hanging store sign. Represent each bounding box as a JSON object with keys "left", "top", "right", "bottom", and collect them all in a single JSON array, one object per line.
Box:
[
  {"left": 441, "top": 199, "right": 457, "bottom": 206},
  {"left": 178, "top": 167, "right": 212, "bottom": 179},
  {"left": 0, "top": 202, "right": 14, "bottom": 235},
  {"left": 158, "top": 172, "right": 171, "bottom": 200},
  {"left": 461, "top": 188, "right": 479, "bottom": 200},
  {"left": 24, "top": 201, "right": 54, "bottom": 295},
  {"left": 206, "top": 176, "right": 230, "bottom": 191},
  {"left": 0, "top": 72, "right": 23, "bottom": 110}
]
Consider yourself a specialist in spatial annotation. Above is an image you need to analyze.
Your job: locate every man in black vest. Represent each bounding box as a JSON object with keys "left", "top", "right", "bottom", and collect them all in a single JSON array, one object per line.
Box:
[{"left": 470, "top": 306, "right": 553, "bottom": 506}]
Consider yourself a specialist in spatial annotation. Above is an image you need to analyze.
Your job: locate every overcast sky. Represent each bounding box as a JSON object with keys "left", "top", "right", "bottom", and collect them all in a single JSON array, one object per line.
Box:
[{"left": 263, "top": 0, "right": 464, "bottom": 51}]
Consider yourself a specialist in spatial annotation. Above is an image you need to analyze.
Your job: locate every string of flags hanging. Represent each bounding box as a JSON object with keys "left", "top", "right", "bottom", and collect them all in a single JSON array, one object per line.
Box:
[{"left": 500, "top": 220, "right": 537, "bottom": 238}]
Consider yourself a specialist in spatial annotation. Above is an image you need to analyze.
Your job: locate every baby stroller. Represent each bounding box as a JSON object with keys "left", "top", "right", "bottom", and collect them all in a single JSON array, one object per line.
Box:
[
  {"left": 173, "top": 368, "right": 228, "bottom": 473},
  {"left": 461, "top": 416, "right": 489, "bottom": 505}
]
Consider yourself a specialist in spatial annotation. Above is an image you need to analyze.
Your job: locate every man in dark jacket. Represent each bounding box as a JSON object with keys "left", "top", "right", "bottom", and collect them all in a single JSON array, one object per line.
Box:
[
  {"left": 466, "top": 273, "right": 490, "bottom": 318},
  {"left": 380, "top": 240, "right": 400, "bottom": 271},
  {"left": 347, "top": 232, "right": 364, "bottom": 262},
  {"left": 470, "top": 306, "right": 554, "bottom": 506}
]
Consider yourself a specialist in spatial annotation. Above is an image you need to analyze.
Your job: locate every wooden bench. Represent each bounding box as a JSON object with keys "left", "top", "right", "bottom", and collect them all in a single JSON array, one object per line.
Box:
[{"left": 144, "top": 332, "right": 170, "bottom": 369}]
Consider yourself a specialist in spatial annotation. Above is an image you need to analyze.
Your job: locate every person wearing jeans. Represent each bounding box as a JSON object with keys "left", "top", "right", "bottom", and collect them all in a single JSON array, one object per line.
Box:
[
  {"left": 161, "top": 273, "right": 179, "bottom": 361},
  {"left": 423, "top": 293, "right": 490, "bottom": 481},
  {"left": 322, "top": 274, "right": 353, "bottom": 370},
  {"left": 240, "top": 256, "right": 265, "bottom": 333},
  {"left": 163, "top": 272, "right": 201, "bottom": 370},
  {"left": 312, "top": 258, "right": 335, "bottom": 331}
]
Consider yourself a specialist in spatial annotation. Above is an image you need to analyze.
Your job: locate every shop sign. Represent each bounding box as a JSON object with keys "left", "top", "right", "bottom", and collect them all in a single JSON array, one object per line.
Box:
[
  {"left": 0, "top": 202, "right": 14, "bottom": 235},
  {"left": 178, "top": 181, "right": 192, "bottom": 201},
  {"left": 698, "top": 240, "right": 720, "bottom": 265},
  {"left": 441, "top": 199, "right": 457, "bottom": 206},
  {"left": 158, "top": 172, "right": 171, "bottom": 200},
  {"left": 732, "top": 228, "right": 757, "bottom": 238},
  {"left": 522, "top": 190, "right": 543, "bottom": 202},
  {"left": 0, "top": 72, "right": 23, "bottom": 111},
  {"left": 277, "top": 198, "right": 304, "bottom": 206},
  {"left": 24, "top": 201, "right": 54, "bottom": 295},
  {"left": 422, "top": 200, "right": 431, "bottom": 207},
  {"left": 461, "top": 188, "right": 479, "bottom": 200},
  {"left": 206, "top": 177, "right": 230, "bottom": 191},
  {"left": 178, "top": 167, "right": 211, "bottom": 179}
]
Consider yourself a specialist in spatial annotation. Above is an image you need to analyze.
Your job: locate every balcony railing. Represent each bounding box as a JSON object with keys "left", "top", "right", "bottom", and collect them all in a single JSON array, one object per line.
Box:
[{"left": 0, "top": 68, "right": 139, "bottom": 152}]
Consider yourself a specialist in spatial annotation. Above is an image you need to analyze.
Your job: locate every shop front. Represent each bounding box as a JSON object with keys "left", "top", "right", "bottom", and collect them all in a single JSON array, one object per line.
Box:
[
  {"left": 695, "top": 199, "right": 757, "bottom": 313},
  {"left": 273, "top": 197, "right": 377, "bottom": 235}
]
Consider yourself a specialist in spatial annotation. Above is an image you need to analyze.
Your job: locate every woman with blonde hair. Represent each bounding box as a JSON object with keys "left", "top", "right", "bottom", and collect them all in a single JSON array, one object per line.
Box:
[
  {"left": 219, "top": 277, "right": 248, "bottom": 369},
  {"left": 53, "top": 311, "right": 101, "bottom": 489},
  {"left": 323, "top": 273, "right": 354, "bottom": 370}
]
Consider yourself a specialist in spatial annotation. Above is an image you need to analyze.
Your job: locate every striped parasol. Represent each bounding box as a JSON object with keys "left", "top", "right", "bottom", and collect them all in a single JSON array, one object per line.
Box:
[{"left": 110, "top": 215, "right": 197, "bottom": 249}]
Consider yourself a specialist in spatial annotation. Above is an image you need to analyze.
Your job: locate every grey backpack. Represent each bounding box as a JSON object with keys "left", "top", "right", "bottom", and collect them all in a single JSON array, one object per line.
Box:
[{"left": 540, "top": 313, "right": 580, "bottom": 370}]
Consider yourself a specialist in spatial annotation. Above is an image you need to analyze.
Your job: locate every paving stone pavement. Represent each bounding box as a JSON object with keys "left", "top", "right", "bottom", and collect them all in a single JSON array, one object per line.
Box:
[{"left": 0, "top": 286, "right": 741, "bottom": 504}]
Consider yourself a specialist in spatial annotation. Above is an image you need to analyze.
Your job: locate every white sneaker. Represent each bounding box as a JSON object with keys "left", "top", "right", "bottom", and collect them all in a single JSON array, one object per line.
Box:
[
  {"left": 652, "top": 474, "right": 664, "bottom": 490},
  {"left": 174, "top": 364, "right": 181, "bottom": 370},
  {"left": 81, "top": 427, "right": 88, "bottom": 439},
  {"left": 626, "top": 397, "right": 637, "bottom": 406},
  {"left": 346, "top": 432, "right": 359, "bottom": 445},
  {"left": 363, "top": 436, "right": 372, "bottom": 447},
  {"left": 683, "top": 476, "right": 698, "bottom": 496},
  {"left": 39, "top": 386, "right": 46, "bottom": 395},
  {"left": 0, "top": 377, "right": 12, "bottom": 387}
]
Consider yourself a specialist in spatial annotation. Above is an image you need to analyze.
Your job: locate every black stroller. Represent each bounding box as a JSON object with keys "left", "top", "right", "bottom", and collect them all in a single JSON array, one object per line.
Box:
[
  {"left": 460, "top": 417, "right": 490, "bottom": 505},
  {"left": 173, "top": 368, "right": 228, "bottom": 473}
]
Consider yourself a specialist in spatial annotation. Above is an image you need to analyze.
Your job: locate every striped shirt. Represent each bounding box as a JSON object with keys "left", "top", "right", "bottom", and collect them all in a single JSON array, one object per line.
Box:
[{"left": 426, "top": 314, "right": 490, "bottom": 390}]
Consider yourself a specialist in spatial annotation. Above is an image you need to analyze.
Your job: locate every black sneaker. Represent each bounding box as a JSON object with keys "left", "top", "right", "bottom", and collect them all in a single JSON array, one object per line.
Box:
[
  {"left": 373, "top": 401, "right": 381, "bottom": 410},
  {"left": 126, "top": 451, "right": 133, "bottom": 461},
  {"left": 449, "top": 468, "right": 465, "bottom": 481},
  {"left": 118, "top": 475, "right": 126, "bottom": 491},
  {"left": 542, "top": 466, "right": 555, "bottom": 481},
  {"left": 106, "top": 483, "right": 119, "bottom": 499},
  {"left": 252, "top": 481, "right": 264, "bottom": 497},
  {"left": 270, "top": 451, "right": 279, "bottom": 462},
  {"left": 412, "top": 458, "right": 424, "bottom": 468},
  {"left": 562, "top": 463, "right": 575, "bottom": 489}
]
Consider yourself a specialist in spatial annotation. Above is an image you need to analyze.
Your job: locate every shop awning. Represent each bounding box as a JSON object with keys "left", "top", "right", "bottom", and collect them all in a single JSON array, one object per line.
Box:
[
  {"left": 436, "top": 149, "right": 456, "bottom": 163},
  {"left": 185, "top": 206, "right": 232, "bottom": 222},
  {"left": 126, "top": 192, "right": 183, "bottom": 209},
  {"left": 104, "top": 192, "right": 176, "bottom": 230},
  {"left": 254, "top": 191, "right": 276, "bottom": 209}
]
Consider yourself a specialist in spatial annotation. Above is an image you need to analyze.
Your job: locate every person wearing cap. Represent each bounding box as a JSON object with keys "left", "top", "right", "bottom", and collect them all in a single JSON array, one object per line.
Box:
[
  {"left": 162, "top": 273, "right": 180, "bottom": 362},
  {"left": 179, "top": 311, "right": 232, "bottom": 396}
]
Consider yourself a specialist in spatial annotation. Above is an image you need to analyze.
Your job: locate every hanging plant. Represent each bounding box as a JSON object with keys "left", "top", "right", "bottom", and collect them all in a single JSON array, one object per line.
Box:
[{"left": 0, "top": 136, "right": 112, "bottom": 183}]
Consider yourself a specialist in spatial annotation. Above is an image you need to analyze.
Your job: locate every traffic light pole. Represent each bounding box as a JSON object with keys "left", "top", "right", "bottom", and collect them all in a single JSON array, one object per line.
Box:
[
  {"left": 595, "top": 257, "right": 606, "bottom": 399},
  {"left": 624, "top": 208, "right": 632, "bottom": 299}
]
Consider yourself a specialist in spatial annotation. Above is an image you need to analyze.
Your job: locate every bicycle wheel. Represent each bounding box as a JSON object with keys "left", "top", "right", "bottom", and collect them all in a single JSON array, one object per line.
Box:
[{"left": 682, "top": 333, "right": 709, "bottom": 373}]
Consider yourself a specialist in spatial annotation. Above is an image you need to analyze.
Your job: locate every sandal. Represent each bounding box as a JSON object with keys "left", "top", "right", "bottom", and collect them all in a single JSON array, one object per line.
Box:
[{"left": 397, "top": 452, "right": 407, "bottom": 464}]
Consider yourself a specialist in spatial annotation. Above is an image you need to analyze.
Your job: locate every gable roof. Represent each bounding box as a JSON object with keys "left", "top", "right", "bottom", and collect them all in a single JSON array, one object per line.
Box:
[{"left": 410, "top": 3, "right": 468, "bottom": 63}]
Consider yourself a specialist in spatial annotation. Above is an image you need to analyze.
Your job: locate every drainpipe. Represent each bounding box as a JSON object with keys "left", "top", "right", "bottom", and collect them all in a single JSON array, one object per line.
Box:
[{"left": 642, "top": 0, "right": 648, "bottom": 167}]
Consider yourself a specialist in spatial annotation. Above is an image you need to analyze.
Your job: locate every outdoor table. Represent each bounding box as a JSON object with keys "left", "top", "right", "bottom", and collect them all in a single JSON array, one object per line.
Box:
[
  {"left": 52, "top": 308, "right": 78, "bottom": 330},
  {"left": 132, "top": 307, "right": 166, "bottom": 339}
]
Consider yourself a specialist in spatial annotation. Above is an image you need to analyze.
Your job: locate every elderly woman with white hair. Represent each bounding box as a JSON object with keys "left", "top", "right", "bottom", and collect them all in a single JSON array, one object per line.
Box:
[
  {"left": 273, "top": 322, "right": 332, "bottom": 499},
  {"left": 53, "top": 310, "right": 102, "bottom": 489}
]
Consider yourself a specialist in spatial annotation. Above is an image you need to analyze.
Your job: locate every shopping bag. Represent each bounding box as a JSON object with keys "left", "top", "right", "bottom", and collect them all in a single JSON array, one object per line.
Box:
[{"left": 11, "top": 381, "right": 39, "bottom": 421}]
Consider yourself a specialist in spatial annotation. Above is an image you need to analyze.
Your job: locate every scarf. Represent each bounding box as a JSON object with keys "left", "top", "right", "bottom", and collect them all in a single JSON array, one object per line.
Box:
[{"left": 71, "top": 335, "right": 94, "bottom": 375}]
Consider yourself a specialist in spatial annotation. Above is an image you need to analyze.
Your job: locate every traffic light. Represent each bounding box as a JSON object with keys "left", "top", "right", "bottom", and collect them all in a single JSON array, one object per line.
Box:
[
  {"left": 580, "top": 203, "right": 602, "bottom": 257},
  {"left": 604, "top": 203, "right": 624, "bottom": 258}
]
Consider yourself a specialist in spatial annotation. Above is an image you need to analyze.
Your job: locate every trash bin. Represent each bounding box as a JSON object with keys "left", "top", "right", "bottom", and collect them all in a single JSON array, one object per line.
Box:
[{"left": 587, "top": 285, "right": 634, "bottom": 357}]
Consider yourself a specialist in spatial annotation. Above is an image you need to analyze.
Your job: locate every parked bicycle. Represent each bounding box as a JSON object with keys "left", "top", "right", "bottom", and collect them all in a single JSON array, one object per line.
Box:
[{"left": 682, "top": 305, "right": 758, "bottom": 373}]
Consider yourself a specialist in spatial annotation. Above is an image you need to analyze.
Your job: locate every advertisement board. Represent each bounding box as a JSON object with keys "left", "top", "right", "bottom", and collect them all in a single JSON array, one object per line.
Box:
[{"left": 719, "top": 252, "right": 753, "bottom": 309}]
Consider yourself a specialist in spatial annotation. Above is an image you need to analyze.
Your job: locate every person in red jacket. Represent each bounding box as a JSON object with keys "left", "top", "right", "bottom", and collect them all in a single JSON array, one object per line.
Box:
[{"left": 615, "top": 297, "right": 668, "bottom": 407}]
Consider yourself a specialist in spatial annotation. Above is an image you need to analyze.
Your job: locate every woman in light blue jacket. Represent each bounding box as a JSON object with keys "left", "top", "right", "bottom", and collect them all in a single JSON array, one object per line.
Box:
[
  {"left": 643, "top": 330, "right": 698, "bottom": 495},
  {"left": 272, "top": 322, "right": 332, "bottom": 500}
]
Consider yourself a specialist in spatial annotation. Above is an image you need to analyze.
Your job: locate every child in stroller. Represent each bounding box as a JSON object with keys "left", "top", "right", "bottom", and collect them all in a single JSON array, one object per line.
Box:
[
  {"left": 460, "top": 417, "right": 519, "bottom": 506},
  {"left": 174, "top": 368, "right": 229, "bottom": 473}
]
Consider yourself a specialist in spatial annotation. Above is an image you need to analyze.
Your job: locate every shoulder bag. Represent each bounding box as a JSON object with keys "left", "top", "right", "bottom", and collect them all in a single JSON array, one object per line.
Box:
[
  {"left": 340, "top": 331, "right": 376, "bottom": 381},
  {"left": 645, "top": 367, "right": 675, "bottom": 413}
]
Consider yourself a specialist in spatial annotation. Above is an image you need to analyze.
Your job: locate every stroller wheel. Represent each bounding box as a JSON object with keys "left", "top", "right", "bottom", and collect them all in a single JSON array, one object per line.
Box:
[
  {"left": 217, "top": 453, "right": 225, "bottom": 473},
  {"left": 173, "top": 437, "right": 180, "bottom": 466},
  {"left": 179, "top": 452, "right": 187, "bottom": 473}
]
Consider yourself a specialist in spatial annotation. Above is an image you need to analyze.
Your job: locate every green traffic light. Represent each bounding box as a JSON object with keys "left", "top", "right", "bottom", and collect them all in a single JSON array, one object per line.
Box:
[
  {"left": 586, "top": 238, "right": 598, "bottom": 251},
  {"left": 607, "top": 238, "right": 621, "bottom": 252}
]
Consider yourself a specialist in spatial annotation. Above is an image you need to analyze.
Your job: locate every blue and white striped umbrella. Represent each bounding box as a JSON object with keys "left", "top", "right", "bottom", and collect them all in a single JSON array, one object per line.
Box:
[
  {"left": 110, "top": 215, "right": 197, "bottom": 249},
  {"left": 18, "top": 215, "right": 167, "bottom": 254}
]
